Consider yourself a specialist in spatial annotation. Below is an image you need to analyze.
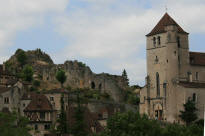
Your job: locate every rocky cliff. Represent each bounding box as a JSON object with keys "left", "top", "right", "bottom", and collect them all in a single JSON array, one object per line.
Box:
[{"left": 6, "top": 49, "right": 128, "bottom": 102}]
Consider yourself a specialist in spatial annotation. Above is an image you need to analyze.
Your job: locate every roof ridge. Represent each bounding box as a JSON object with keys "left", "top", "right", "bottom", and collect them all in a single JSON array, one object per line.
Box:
[{"left": 146, "top": 13, "right": 188, "bottom": 36}]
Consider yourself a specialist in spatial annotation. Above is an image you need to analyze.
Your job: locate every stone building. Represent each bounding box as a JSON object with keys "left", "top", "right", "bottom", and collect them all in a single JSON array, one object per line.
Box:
[
  {"left": 140, "top": 13, "right": 205, "bottom": 123},
  {"left": 23, "top": 93, "right": 54, "bottom": 136}
]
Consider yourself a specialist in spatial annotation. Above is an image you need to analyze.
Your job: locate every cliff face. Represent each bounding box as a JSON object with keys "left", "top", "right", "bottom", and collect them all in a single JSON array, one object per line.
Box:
[{"left": 6, "top": 49, "right": 128, "bottom": 102}]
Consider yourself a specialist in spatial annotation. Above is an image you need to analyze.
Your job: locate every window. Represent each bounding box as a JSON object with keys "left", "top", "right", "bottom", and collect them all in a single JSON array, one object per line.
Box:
[
  {"left": 156, "top": 72, "right": 160, "bottom": 97},
  {"left": 91, "top": 82, "right": 95, "bottom": 89},
  {"left": 155, "top": 56, "right": 159, "bottom": 63},
  {"left": 153, "top": 37, "right": 156, "bottom": 46},
  {"left": 44, "top": 124, "right": 50, "bottom": 130},
  {"left": 192, "top": 93, "right": 197, "bottom": 102},
  {"left": 157, "top": 36, "right": 161, "bottom": 45},
  {"left": 50, "top": 96, "right": 54, "bottom": 101},
  {"left": 40, "top": 112, "right": 45, "bottom": 120},
  {"left": 4, "top": 97, "right": 9, "bottom": 104},
  {"left": 177, "top": 36, "right": 180, "bottom": 48},
  {"left": 196, "top": 72, "right": 198, "bottom": 80},
  {"left": 98, "top": 114, "right": 102, "bottom": 119},
  {"left": 35, "top": 124, "right": 38, "bottom": 130}
]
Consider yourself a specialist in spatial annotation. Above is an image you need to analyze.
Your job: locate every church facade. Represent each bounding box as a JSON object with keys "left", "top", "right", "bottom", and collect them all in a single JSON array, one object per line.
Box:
[{"left": 140, "top": 13, "right": 205, "bottom": 123}]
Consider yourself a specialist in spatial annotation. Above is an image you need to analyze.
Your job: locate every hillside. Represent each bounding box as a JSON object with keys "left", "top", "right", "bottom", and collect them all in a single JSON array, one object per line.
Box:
[{"left": 5, "top": 49, "right": 129, "bottom": 102}]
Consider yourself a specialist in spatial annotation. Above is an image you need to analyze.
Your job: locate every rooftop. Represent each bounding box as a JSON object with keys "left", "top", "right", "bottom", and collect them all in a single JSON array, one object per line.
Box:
[
  {"left": 24, "top": 93, "right": 53, "bottom": 112},
  {"left": 146, "top": 13, "right": 188, "bottom": 36},
  {"left": 190, "top": 52, "right": 205, "bottom": 66}
]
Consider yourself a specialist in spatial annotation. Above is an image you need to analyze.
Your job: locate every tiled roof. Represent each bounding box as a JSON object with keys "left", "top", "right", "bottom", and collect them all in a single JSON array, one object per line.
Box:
[
  {"left": 24, "top": 93, "right": 53, "bottom": 111},
  {"left": 178, "top": 81, "right": 205, "bottom": 88},
  {"left": 190, "top": 52, "right": 205, "bottom": 66},
  {"left": 146, "top": 13, "right": 188, "bottom": 36}
]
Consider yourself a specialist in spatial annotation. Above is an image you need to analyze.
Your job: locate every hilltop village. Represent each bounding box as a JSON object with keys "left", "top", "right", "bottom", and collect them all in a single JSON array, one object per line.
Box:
[
  {"left": 0, "top": 13, "right": 204, "bottom": 136},
  {"left": 0, "top": 48, "right": 139, "bottom": 136}
]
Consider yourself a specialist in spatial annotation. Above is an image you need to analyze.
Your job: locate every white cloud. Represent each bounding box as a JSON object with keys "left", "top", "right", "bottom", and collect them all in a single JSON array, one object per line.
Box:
[
  {"left": 0, "top": 0, "right": 69, "bottom": 63},
  {"left": 54, "top": 0, "right": 205, "bottom": 85},
  {"left": 1, "top": 0, "right": 205, "bottom": 85}
]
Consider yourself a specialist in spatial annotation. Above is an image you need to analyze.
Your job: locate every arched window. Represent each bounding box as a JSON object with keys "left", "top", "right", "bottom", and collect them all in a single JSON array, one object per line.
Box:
[
  {"left": 157, "top": 36, "right": 161, "bottom": 45},
  {"left": 192, "top": 93, "right": 197, "bottom": 102},
  {"left": 91, "top": 81, "right": 95, "bottom": 89},
  {"left": 156, "top": 72, "right": 160, "bottom": 97},
  {"left": 153, "top": 37, "right": 156, "bottom": 47}
]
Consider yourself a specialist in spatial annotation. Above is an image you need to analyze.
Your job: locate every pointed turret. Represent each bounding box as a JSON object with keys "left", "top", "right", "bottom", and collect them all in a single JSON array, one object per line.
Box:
[{"left": 146, "top": 13, "right": 188, "bottom": 36}]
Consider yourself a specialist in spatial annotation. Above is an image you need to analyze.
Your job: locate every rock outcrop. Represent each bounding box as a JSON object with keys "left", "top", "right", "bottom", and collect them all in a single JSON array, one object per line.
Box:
[{"left": 6, "top": 49, "right": 128, "bottom": 102}]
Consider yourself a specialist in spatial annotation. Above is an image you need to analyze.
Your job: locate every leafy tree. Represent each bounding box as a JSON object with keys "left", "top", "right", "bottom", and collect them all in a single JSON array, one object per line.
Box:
[
  {"left": 22, "top": 65, "right": 34, "bottom": 82},
  {"left": 99, "top": 111, "right": 162, "bottom": 136},
  {"left": 0, "top": 112, "right": 31, "bottom": 136},
  {"left": 57, "top": 93, "right": 69, "bottom": 134},
  {"left": 56, "top": 69, "right": 67, "bottom": 88},
  {"left": 71, "top": 91, "right": 88, "bottom": 136},
  {"left": 122, "top": 69, "right": 129, "bottom": 85},
  {"left": 96, "top": 111, "right": 203, "bottom": 136},
  {"left": 179, "top": 99, "right": 198, "bottom": 125},
  {"left": 16, "top": 49, "right": 27, "bottom": 67}
]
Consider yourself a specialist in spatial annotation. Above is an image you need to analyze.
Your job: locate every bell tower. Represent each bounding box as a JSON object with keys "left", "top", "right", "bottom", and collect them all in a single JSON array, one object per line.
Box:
[{"left": 145, "top": 13, "right": 189, "bottom": 121}]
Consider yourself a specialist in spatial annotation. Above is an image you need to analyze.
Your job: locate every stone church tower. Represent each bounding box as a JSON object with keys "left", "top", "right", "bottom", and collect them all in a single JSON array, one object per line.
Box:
[{"left": 140, "top": 13, "right": 205, "bottom": 123}]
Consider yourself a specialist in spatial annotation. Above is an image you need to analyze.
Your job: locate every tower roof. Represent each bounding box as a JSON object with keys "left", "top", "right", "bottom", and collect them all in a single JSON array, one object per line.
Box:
[{"left": 146, "top": 13, "right": 188, "bottom": 36}]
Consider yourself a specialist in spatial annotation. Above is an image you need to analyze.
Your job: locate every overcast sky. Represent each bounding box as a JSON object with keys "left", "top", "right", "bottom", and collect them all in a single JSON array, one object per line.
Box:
[{"left": 0, "top": 0, "right": 205, "bottom": 85}]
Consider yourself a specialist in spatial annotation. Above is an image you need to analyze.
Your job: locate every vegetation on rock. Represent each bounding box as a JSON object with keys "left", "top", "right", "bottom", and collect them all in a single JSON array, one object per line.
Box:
[
  {"left": 16, "top": 49, "right": 27, "bottom": 67},
  {"left": 56, "top": 69, "right": 67, "bottom": 88},
  {"left": 22, "top": 65, "right": 34, "bottom": 82}
]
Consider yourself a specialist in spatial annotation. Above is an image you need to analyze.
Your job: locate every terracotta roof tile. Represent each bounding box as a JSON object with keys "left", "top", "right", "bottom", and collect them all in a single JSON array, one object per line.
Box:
[
  {"left": 24, "top": 93, "right": 53, "bottom": 111},
  {"left": 146, "top": 13, "right": 188, "bottom": 36},
  {"left": 190, "top": 52, "right": 205, "bottom": 66}
]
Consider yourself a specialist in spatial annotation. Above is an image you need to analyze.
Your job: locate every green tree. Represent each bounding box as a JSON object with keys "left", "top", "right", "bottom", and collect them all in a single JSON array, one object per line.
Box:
[
  {"left": 0, "top": 112, "right": 31, "bottom": 136},
  {"left": 71, "top": 91, "right": 88, "bottom": 136},
  {"left": 56, "top": 69, "right": 67, "bottom": 88},
  {"left": 96, "top": 111, "right": 203, "bottom": 136},
  {"left": 122, "top": 69, "right": 129, "bottom": 85},
  {"left": 99, "top": 111, "right": 162, "bottom": 136},
  {"left": 22, "top": 65, "right": 34, "bottom": 82},
  {"left": 179, "top": 99, "right": 198, "bottom": 125},
  {"left": 16, "top": 49, "right": 27, "bottom": 67},
  {"left": 57, "top": 93, "right": 69, "bottom": 134}
]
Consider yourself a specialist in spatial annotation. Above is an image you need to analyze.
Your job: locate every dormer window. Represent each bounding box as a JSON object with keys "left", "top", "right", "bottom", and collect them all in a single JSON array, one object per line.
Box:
[
  {"left": 153, "top": 37, "right": 156, "bottom": 47},
  {"left": 157, "top": 36, "right": 161, "bottom": 45}
]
